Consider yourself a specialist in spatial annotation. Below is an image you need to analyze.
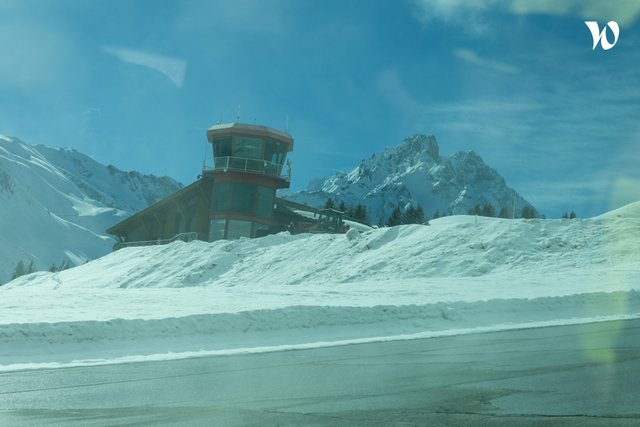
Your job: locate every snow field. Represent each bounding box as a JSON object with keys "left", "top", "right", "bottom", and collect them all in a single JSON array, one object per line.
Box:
[{"left": 1, "top": 204, "right": 639, "bottom": 369}]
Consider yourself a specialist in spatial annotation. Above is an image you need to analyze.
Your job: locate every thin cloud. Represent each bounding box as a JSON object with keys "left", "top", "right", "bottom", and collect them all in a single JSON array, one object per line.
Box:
[
  {"left": 102, "top": 45, "right": 187, "bottom": 88},
  {"left": 509, "top": 0, "right": 640, "bottom": 28},
  {"left": 413, "top": 0, "right": 640, "bottom": 30},
  {"left": 412, "top": 0, "right": 495, "bottom": 34},
  {"left": 375, "top": 68, "right": 425, "bottom": 113},
  {"left": 453, "top": 48, "right": 519, "bottom": 74}
]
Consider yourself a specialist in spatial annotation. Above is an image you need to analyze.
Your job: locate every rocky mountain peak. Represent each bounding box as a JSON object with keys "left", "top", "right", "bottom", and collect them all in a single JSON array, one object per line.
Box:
[
  {"left": 286, "top": 133, "right": 537, "bottom": 224},
  {"left": 399, "top": 134, "right": 439, "bottom": 161}
]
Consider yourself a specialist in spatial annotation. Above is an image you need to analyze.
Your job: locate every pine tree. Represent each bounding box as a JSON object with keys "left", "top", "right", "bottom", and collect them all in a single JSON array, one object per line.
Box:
[
  {"left": 468, "top": 203, "right": 481, "bottom": 215},
  {"left": 561, "top": 212, "right": 569, "bottom": 219},
  {"left": 27, "top": 258, "right": 36, "bottom": 274},
  {"left": 324, "top": 197, "right": 335, "bottom": 209},
  {"left": 569, "top": 211, "right": 576, "bottom": 219},
  {"left": 387, "top": 206, "right": 402, "bottom": 226},
  {"left": 338, "top": 201, "right": 346, "bottom": 212},
  {"left": 11, "top": 260, "right": 26, "bottom": 280},
  {"left": 402, "top": 204, "right": 425, "bottom": 224},
  {"left": 433, "top": 210, "right": 441, "bottom": 219},
  {"left": 498, "top": 206, "right": 509, "bottom": 218},
  {"left": 481, "top": 202, "right": 495, "bottom": 217},
  {"left": 521, "top": 206, "right": 536, "bottom": 219},
  {"left": 352, "top": 204, "right": 368, "bottom": 223}
]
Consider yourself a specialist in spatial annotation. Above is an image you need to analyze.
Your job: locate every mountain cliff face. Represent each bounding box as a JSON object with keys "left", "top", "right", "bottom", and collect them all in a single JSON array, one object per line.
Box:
[
  {"left": 286, "top": 134, "right": 537, "bottom": 224},
  {"left": 0, "top": 134, "right": 182, "bottom": 283}
]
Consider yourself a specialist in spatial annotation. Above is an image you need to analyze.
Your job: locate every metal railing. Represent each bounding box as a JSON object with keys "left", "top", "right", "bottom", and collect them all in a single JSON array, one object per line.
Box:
[
  {"left": 114, "top": 232, "right": 199, "bottom": 250},
  {"left": 204, "top": 156, "right": 290, "bottom": 181}
]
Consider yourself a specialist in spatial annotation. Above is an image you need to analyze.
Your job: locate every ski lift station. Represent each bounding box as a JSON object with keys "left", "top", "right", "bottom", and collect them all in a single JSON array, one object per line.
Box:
[{"left": 107, "top": 122, "right": 349, "bottom": 249}]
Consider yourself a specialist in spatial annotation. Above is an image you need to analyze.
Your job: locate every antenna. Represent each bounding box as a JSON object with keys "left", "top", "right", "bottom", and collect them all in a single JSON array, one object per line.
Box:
[
  {"left": 202, "top": 139, "right": 209, "bottom": 171},
  {"left": 236, "top": 104, "right": 241, "bottom": 122}
]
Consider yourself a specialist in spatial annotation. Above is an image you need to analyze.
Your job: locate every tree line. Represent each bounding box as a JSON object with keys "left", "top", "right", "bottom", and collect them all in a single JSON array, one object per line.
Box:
[
  {"left": 1, "top": 258, "right": 70, "bottom": 286},
  {"left": 324, "top": 197, "right": 546, "bottom": 228},
  {"left": 467, "top": 202, "right": 537, "bottom": 219}
]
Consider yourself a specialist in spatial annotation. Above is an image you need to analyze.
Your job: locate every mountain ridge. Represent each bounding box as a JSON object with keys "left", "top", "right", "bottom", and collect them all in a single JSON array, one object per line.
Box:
[
  {"left": 0, "top": 134, "right": 182, "bottom": 283},
  {"left": 286, "top": 134, "right": 537, "bottom": 223}
]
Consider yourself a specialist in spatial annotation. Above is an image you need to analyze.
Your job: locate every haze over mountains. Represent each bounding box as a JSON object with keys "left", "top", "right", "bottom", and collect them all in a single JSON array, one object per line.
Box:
[
  {"left": 0, "top": 135, "right": 181, "bottom": 284},
  {"left": 285, "top": 134, "right": 537, "bottom": 224}
]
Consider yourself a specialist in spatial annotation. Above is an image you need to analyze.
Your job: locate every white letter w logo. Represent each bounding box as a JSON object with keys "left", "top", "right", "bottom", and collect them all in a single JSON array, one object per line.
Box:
[{"left": 585, "top": 21, "right": 620, "bottom": 50}]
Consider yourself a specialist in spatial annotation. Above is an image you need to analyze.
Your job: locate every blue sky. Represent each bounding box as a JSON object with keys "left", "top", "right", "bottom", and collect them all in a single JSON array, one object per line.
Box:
[{"left": 1, "top": 0, "right": 639, "bottom": 218}]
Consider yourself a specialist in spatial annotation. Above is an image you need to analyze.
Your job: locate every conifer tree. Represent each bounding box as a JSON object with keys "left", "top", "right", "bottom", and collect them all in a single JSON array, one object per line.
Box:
[
  {"left": 481, "top": 202, "right": 495, "bottom": 217},
  {"left": 11, "top": 260, "right": 25, "bottom": 280},
  {"left": 468, "top": 203, "right": 481, "bottom": 215},
  {"left": 569, "top": 211, "right": 576, "bottom": 219},
  {"left": 521, "top": 206, "right": 536, "bottom": 219},
  {"left": 386, "top": 206, "right": 402, "bottom": 226},
  {"left": 402, "top": 204, "right": 425, "bottom": 224},
  {"left": 352, "top": 204, "right": 368, "bottom": 223},
  {"left": 324, "top": 197, "right": 335, "bottom": 209},
  {"left": 27, "top": 258, "right": 36, "bottom": 274}
]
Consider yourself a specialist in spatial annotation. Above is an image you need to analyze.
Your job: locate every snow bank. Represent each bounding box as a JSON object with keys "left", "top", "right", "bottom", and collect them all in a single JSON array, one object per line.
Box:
[
  {"left": 1, "top": 291, "right": 638, "bottom": 369},
  {"left": 1, "top": 203, "right": 639, "bottom": 369},
  {"left": 5, "top": 214, "right": 639, "bottom": 292},
  {"left": 596, "top": 200, "right": 640, "bottom": 219}
]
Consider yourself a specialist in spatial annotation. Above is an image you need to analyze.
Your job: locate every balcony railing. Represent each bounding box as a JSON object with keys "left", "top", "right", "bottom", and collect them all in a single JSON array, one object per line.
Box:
[
  {"left": 205, "top": 156, "right": 290, "bottom": 181},
  {"left": 114, "top": 232, "right": 199, "bottom": 251}
]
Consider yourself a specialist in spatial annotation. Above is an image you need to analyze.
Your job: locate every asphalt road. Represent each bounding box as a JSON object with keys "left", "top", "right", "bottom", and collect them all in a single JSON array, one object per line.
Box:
[{"left": 1, "top": 319, "right": 639, "bottom": 426}]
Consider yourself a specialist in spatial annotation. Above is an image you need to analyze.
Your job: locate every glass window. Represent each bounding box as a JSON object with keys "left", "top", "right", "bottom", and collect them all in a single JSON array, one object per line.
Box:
[
  {"left": 213, "top": 137, "right": 232, "bottom": 158},
  {"left": 233, "top": 136, "right": 263, "bottom": 159},
  {"left": 209, "top": 219, "right": 226, "bottom": 241},
  {"left": 212, "top": 182, "right": 230, "bottom": 212},
  {"left": 264, "top": 140, "right": 277, "bottom": 164},
  {"left": 227, "top": 220, "right": 251, "bottom": 239},
  {"left": 230, "top": 182, "right": 256, "bottom": 214},
  {"left": 256, "top": 186, "right": 274, "bottom": 219},
  {"left": 252, "top": 222, "right": 269, "bottom": 238}
]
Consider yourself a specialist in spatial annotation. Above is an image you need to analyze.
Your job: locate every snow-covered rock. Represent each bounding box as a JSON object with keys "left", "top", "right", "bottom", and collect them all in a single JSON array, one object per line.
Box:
[
  {"left": 285, "top": 134, "right": 537, "bottom": 224},
  {"left": 0, "top": 134, "right": 182, "bottom": 283}
]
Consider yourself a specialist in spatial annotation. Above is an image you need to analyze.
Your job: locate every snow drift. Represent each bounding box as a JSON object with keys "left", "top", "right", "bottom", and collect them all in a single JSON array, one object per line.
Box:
[{"left": 1, "top": 203, "right": 639, "bottom": 369}]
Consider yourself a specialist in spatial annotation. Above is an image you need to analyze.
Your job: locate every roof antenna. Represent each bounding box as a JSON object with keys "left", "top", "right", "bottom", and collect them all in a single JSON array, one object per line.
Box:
[
  {"left": 236, "top": 104, "right": 241, "bottom": 122},
  {"left": 202, "top": 143, "right": 208, "bottom": 172},
  {"left": 285, "top": 114, "right": 289, "bottom": 133}
]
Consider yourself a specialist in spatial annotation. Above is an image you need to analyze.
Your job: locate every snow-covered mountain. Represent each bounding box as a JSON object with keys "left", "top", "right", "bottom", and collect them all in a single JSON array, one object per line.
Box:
[
  {"left": 286, "top": 134, "right": 537, "bottom": 224},
  {"left": 0, "top": 134, "right": 182, "bottom": 284}
]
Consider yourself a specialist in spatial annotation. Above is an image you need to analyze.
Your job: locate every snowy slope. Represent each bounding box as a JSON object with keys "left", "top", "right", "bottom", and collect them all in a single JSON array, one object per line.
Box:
[
  {"left": 0, "top": 134, "right": 182, "bottom": 283},
  {"left": 285, "top": 134, "right": 537, "bottom": 224},
  {"left": 1, "top": 202, "right": 638, "bottom": 369}
]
